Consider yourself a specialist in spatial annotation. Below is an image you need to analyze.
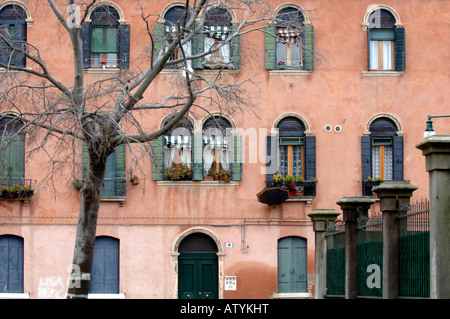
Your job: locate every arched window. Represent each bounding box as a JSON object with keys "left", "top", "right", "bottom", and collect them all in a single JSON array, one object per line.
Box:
[
  {"left": 0, "top": 4, "right": 27, "bottom": 67},
  {"left": 202, "top": 116, "right": 233, "bottom": 176},
  {"left": 80, "top": 4, "right": 130, "bottom": 69},
  {"left": 362, "top": 116, "right": 404, "bottom": 195},
  {"left": 162, "top": 116, "right": 193, "bottom": 179},
  {"left": 265, "top": 6, "right": 314, "bottom": 70},
  {"left": 266, "top": 115, "right": 316, "bottom": 196},
  {"left": 366, "top": 8, "right": 405, "bottom": 71},
  {"left": 0, "top": 115, "right": 25, "bottom": 187}
]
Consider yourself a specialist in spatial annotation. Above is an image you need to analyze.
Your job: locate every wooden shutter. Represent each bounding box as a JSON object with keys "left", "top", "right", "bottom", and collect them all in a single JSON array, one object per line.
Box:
[
  {"left": 230, "top": 25, "right": 241, "bottom": 69},
  {"left": 278, "top": 237, "right": 307, "bottom": 293},
  {"left": 304, "top": 136, "right": 316, "bottom": 196},
  {"left": 118, "top": 24, "right": 130, "bottom": 69},
  {"left": 90, "top": 236, "right": 119, "bottom": 294},
  {"left": 264, "top": 25, "right": 277, "bottom": 70},
  {"left": 13, "top": 21, "right": 26, "bottom": 67},
  {"left": 231, "top": 135, "right": 242, "bottom": 181},
  {"left": 0, "top": 236, "right": 24, "bottom": 293},
  {"left": 266, "top": 134, "right": 278, "bottom": 186},
  {"left": 0, "top": 24, "right": 9, "bottom": 66},
  {"left": 394, "top": 28, "right": 405, "bottom": 71},
  {"left": 192, "top": 133, "right": 203, "bottom": 181},
  {"left": 152, "top": 23, "right": 165, "bottom": 65},
  {"left": 152, "top": 136, "right": 164, "bottom": 180},
  {"left": 392, "top": 136, "right": 404, "bottom": 180},
  {"left": 114, "top": 144, "right": 126, "bottom": 196},
  {"left": 303, "top": 25, "right": 314, "bottom": 70},
  {"left": 80, "top": 24, "right": 91, "bottom": 69},
  {"left": 0, "top": 134, "right": 25, "bottom": 186},
  {"left": 191, "top": 29, "right": 204, "bottom": 69},
  {"left": 361, "top": 136, "right": 372, "bottom": 195}
]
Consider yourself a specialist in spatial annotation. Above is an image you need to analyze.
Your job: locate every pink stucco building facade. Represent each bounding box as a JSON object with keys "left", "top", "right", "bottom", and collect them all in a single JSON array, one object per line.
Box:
[{"left": 0, "top": 0, "right": 448, "bottom": 298}]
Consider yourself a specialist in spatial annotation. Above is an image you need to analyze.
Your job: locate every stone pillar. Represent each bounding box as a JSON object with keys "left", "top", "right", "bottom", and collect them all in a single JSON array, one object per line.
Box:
[
  {"left": 416, "top": 135, "right": 450, "bottom": 299},
  {"left": 336, "top": 197, "right": 376, "bottom": 299},
  {"left": 372, "top": 181, "right": 418, "bottom": 299},
  {"left": 307, "top": 209, "right": 341, "bottom": 299}
]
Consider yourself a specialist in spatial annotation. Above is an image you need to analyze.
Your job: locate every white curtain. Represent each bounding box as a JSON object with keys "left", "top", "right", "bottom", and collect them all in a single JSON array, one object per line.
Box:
[
  {"left": 203, "top": 145, "right": 215, "bottom": 173},
  {"left": 369, "top": 41, "right": 379, "bottom": 70},
  {"left": 382, "top": 41, "right": 392, "bottom": 70},
  {"left": 220, "top": 147, "right": 231, "bottom": 170},
  {"left": 204, "top": 37, "right": 215, "bottom": 59}
]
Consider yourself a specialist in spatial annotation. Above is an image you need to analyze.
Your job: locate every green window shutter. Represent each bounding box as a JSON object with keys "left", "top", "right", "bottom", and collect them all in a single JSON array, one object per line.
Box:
[
  {"left": 392, "top": 136, "right": 404, "bottom": 180},
  {"left": 266, "top": 134, "right": 278, "bottom": 186},
  {"left": 91, "top": 26, "right": 118, "bottom": 53},
  {"left": 394, "top": 27, "right": 405, "bottom": 71},
  {"left": 191, "top": 29, "right": 204, "bottom": 69},
  {"left": 0, "top": 134, "right": 25, "bottom": 186},
  {"left": 80, "top": 24, "right": 91, "bottom": 69},
  {"left": 231, "top": 25, "right": 241, "bottom": 69},
  {"left": 303, "top": 25, "right": 314, "bottom": 70},
  {"left": 115, "top": 144, "right": 126, "bottom": 196},
  {"left": 264, "top": 25, "right": 277, "bottom": 70},
  {"left": 82, "top": 142, "right": 89, "bottom": 184},
  {"left": 192, "top": 133, "right": 203, "bottom": 181},
  {"left": 152, "top": 136, "right": 164, "bottom": 180},
  {"left": 231, "top": 135, "right": 242, "bottom": 181},
  {"left": 153, "top": 23, "right": 165, "bottom": 64},
  {"left": 118, "top": 24, "right": 130, "bottom": 69}
]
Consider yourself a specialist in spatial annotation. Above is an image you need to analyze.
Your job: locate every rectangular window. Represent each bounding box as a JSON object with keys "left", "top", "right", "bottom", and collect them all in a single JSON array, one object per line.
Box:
[
  {"left": 279, "top": 137, "right": 304, "bottom": 177},
  {"left": 369, "top": 40, "right": 394, "bottom": 70},
  {"left": 372, "top": 138, "right": 393, "bottom": 180},
  {"left": 164, "top": 136, "right": 192, "bottom": 169},
  {"left": 91, "top": 27, "right": 118, "bottom": 67}
]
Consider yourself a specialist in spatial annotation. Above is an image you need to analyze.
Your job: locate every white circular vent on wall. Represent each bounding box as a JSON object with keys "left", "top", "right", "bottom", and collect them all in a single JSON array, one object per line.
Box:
[
  {"left": 325, "top": 125, "right": 332, "bottom": 132},
  {"left": 335, "top": 125, "right": 342, "bottom": 133}
]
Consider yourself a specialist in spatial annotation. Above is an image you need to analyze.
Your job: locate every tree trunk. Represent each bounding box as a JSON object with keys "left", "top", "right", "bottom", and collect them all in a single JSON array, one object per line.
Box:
[{"left": 67, "top": 152, "right": 107, "bottom": 299}]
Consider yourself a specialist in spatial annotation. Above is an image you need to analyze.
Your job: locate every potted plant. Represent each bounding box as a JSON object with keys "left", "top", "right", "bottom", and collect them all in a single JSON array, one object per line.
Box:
[
  {"left": 72, "top": 179, "right": 82, "bottom": 191},
  {"left": 204, "top": 167, "right": 215, "bottom": 180},
  {"left": 284, "top": 175, "right": 298, "bottom": 196},
  {"left": 100, "top": 60, "right": 107, "bottom": 69},
  {"left": 163, "top": 163, "right": 192, "bottom": 180},
  {"left": 272, "top": 173, "right": 284, "bottom": 187},
  {"left": 0, "top": 184, "right": 34, "bottom": 199},
  {"left": 130, "top": 175, "right": 140, "bottom": 185},
  {"left": 218, "top": 170, "right": 231, "bottom": 183}
]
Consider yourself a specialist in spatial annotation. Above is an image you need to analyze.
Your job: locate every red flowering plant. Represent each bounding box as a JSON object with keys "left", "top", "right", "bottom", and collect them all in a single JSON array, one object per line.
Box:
[{"left": 0, "top": 184, "right": 33, "bottom": 198}]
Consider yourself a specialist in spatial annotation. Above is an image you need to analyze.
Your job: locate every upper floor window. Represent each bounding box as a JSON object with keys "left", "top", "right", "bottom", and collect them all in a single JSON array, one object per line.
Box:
[
  {"left": 162, "top": 116, "right": 193, "bottom": 175},
  {"left": 0, "top": 4, "right": 27, "bottom": 68},
  {"left": 81, "top": 4, "right": 130, "bottom": 69},
  {"left": 190, "top": 6, "right": 240, "bottom": 70},
  {"left": 0, "top": 115, "right": 25, "bottom": 187},
  {"left": 366, "top": 8, "right": 405, "bottom": 72},
  {"left": 265, "top": 6, "right": 314, "bottom": 71},
  {"left": 362, "top": 116, "right": 404, "bottom": 195}
]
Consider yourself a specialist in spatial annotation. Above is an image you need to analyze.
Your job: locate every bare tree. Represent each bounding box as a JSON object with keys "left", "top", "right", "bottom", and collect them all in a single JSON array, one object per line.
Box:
[{"left": 0, "top": 0, "right": 318, "bottom": 298}]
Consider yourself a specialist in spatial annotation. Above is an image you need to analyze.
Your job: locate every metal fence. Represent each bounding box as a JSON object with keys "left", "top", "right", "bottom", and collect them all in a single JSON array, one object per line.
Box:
[
  {"left": 325, "top": 200, "right": 430, "bottom": 299},
  {"left": 398, "top": 200, "right": 430, "bottom": 298},
  {"left": 357, "top": 214, "right": 383, "bottom": 298},
  {"left": 325, "top": 220, "right": 345, "bottom": 298}
]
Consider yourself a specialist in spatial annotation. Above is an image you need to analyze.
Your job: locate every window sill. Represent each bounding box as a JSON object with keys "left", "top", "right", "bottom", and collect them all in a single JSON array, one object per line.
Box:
[
  {"left": 195, "top": 69, "right": 240, "bottom": 75},
  {"left": 286, "top": 196, "right": 315, "bottom": 207},
  {"left": 88, "top": 293, "right": 126, "bottom": 299},
  {"left": 156, "top": 180, "right": 239, "bottom": 186},
  {"left": 85, "top": 68, "right": 121, "bottom": 74},
  {"left": 100, "top": 196, "right": 126, "bottom": 207},
  {"left": 0, "top": 293, "right": 30, "bottom": 299},
  {"left": 270, "top": 292, "right": 313, "bottom": 299},
  {"left": 362, "top": 71, "right": 404, "bottom": 77},
  {"left": 269, "top": 69, "right": 311, "bottom": 76}
]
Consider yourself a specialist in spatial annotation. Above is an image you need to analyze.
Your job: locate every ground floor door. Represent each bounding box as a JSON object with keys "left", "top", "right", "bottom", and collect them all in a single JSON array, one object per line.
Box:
[{"left": 178, "top": 252, "right": 218, "bottom": 299}]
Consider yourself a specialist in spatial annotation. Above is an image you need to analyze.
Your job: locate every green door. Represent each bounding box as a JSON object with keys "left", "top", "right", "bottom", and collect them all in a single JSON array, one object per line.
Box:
[
  {"left": 278, "top": 236, "right": 308, "bottom": 293},
  {"left": 178, "top": 252, "right": 218, "bottom": 299}
]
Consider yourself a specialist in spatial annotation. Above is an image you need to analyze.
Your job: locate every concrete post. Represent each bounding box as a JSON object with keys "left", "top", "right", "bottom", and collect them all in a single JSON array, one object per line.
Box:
[
  {"left": 416, "top": 135, "right": 450, "bottom": 299},
  {"left": 336, "top": 197, "right": 376, "bottom": 299},
  {"left": 372, "top": 181, "right": 418, "bottom": 299},
  {"left": 307, "top": 209, "right": 341, "bottom": 299}
]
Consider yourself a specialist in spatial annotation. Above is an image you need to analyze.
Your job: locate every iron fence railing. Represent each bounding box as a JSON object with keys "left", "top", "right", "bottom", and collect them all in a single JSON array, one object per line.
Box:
[
  {"left": 398, "top": 200, "right": 430, "bottom": 298},
  {"left": 325, "top": 220, "right": 345, "bottom": 298}
]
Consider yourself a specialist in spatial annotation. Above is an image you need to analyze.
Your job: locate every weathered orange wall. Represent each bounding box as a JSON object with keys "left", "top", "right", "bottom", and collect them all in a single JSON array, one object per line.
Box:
[{"left": 0, "top": 0, "right": 448, "bottom": 298}]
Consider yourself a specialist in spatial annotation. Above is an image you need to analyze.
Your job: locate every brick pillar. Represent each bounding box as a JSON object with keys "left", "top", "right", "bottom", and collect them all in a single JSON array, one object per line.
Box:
[
  {"left": 307, "top": 209, "right": 341, "bottom": 299},
  {"left": 372, "top": 181, "right": 418, "bottom": 299},
  {"left": 336, "top": 197, "right": 376, "bottom": 299},
  {"left": 416, "top": 135, "right": 450, "bottom": 299}
]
